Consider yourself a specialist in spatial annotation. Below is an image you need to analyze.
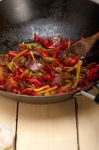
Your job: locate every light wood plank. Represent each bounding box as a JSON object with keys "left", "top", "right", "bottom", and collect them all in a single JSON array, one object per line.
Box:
[
  {"left": 0, "top": 95, "right": 17, "bottom": 150},
  {"left": 77, "top": 87, "right": 99, "bottom": 150},
  {"left": 17, "top": 100, "right": 77, "bottom": 150}
]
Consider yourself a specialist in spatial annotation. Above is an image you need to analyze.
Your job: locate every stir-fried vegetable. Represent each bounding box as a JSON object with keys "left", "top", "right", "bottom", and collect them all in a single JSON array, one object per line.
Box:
[{"left": 0, "top": 33, "right": 99, "bottom": 96}]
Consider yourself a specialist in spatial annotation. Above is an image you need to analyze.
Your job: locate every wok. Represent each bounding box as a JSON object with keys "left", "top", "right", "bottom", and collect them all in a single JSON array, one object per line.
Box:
[{"left": 0, "top": 0, "right": 99, "bottom": 103}]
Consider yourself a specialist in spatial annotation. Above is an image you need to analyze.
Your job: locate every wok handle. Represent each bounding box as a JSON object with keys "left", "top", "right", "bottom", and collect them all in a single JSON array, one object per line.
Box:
[{"left": 80, "top": 91, "right": 99, "bottom": 104}]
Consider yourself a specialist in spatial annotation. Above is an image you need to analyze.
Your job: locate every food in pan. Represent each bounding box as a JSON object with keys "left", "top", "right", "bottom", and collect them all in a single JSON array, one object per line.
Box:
[{"left": 0, "top": 33, "right": 99, "bottom": 96}]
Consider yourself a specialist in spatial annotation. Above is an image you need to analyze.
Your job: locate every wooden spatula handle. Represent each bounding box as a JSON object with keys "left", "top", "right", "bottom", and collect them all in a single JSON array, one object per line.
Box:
[
  {"left": 91, "top": 32, "right": 99, "bottom": 40},
  {"left": 84, "top": 32, "right": 99, "bottom": 54}
]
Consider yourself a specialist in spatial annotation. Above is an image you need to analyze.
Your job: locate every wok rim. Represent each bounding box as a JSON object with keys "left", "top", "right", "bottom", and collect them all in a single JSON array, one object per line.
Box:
[{"left": 0, "top": 81, "right": 95, "bottom": 103}]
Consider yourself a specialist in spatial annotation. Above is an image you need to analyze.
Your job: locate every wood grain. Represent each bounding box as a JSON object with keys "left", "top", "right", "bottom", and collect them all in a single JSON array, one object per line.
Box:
[
  {"left": 0, "top": 95, "right": 17, "bottom": 150},
  {"left": 77, "top": 88, "right": 99, "bottom": 150},
  {"left": 17, "top": 100, "right": 77, "bottom": 150}
]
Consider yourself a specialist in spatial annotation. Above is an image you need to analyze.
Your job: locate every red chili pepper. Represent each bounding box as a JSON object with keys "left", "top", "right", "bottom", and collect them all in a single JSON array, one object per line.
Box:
[
  {"left": 64, "top": 55, "right": 78, "bottom": 66},
  {"left": 47, "top": 45, "right": 62, "bottom": 50},
  {"left": 34, "top": 33, "right": 49, "bottom": 47},
  {"left": 87, "top": 64, "right": 99, "bottom": 81},
  {"left": 62, "top": 40, "right": 68, "bottom": 48},
  {"left": 0, "top": 85, "right": 4, "bottom": 90},
  {"left": 57, "top": 89, "right": 67, "bottom": 94},
  {"left": 52, "top": 60, "right": 60, "bottom": 67},
  {"left": 44, "top": 62, "right": 55, "bottom": 77},
  {"left": 43, "top": 74, "right": 54, "bottom": 82},
  {"left": 21, "top": 88, "right": 40, "bottom": 96},
  {"left": 50, "top": 49, "right": 60, "bottom": 58},
  {"left": 32, "top": 93, "right": 41, "bottom": 96},
  {"left": 21, "top": 89, "right": 34, "bottom": 95},
  {"left": 39, "top": 49, "right": 49, "bottom": 57},
  {"left": 34, "top": 33, "right": 39, "bottom": 42},
  {"left": 27, "top": 77, "right": 43, "bottom": 87},
  {"left": 23, "top": 52, "right": 31, "bottom": 58},
  {"left": 17, "top": 67, "right": 25, "bottom": 74},
  {"left": 8, "top": 51, "right": 17, "bottom": 58},
  {"left": 70, "top": 55, "right": 78, "bottom": 66},
  {"left": 19, "top": 45, "right": 27, "bottom": 51},
  {"left": 47, "top": 40, "right": 68, "bottom": 50},
  {"left": 39, "top": 37, "right": 49, "bottom": 48},
  {"left": 50, "top": 69, "right": 55, "bottom": 77},
  {"left": 13, "top": 74, "right": 21, "bottom": 81},
  {"left": 11, "top": 88, "right": 18, "bottom": 94},
  {"left": 87, "top": 63, "right": 97, "bottom": 69}
]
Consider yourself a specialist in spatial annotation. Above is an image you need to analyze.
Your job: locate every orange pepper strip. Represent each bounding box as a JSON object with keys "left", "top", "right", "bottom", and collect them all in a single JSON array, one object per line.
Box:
[
  {"left": 13, "top": 49, "right": 29, "bottom": 60},
  {"left": 74, "top": 60, "right": 83, "bottom": 87},
  {"left": 38, "top": 86, "right": 58, "bottom": 94},
  {"left": 21, "top": 69, "right": 30, "bottom": 78},
  {"left": 26, "top": 85, "right": 50, "bottom": 92},
  {"left": 30, "top": 51, "right": 35, "bottom": 61}
]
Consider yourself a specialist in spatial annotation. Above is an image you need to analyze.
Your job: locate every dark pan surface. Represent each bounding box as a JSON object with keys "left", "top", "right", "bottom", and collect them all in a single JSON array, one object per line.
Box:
[
  {"left": 0, "top": 0, "right": 99, "bottom": 103},
  {"left": 0, "top": 0, "right": 99, "bottom": 51}
]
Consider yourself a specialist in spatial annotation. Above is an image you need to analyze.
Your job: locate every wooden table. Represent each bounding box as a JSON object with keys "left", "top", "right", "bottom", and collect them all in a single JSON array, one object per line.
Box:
[{"left": 0, "top": 87, "right": 99, "bottom": 150}]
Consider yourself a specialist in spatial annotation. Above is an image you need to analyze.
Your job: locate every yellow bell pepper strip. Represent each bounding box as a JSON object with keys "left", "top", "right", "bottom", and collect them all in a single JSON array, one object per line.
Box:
[
  {"left": 43, "top": 57, "right": 56, "bottom": 63},
  {"left": 26, "top": 85, "right": 50, "bottom": 92},
  {"left": 28, "top": 71, "right": 33, "bottom": 77},
  {"left": 54, "top": 67, "right": 62, "bottom": 73},
  {"left": 74, "top": 60, "right": 83, "bottom": 87},
  {"left": 13, "top": 49, "right": 29, "bottom": 60},
  {"left": 7, "top": 61, "right": 18, "bottom": 71},
  {"left": 19, "top": 42, "right": 38, "bottom": 49},
  {"left": 68, "top": 40, "right": 71, "bottom": 49},
  {"left": 61, "top": 83, "right": 72, "bottom": 90},
  {"left": 44, "top": 92, "right": 51, "bottom": 96},
  {"left": 29, "top": 51, "right": 35, "bottom": 61},
  {"left": 0, "top": 67, "right": 4, "bottom": 81},
  {"left": 34, "top": 85, "right": 50, "bottom": 92},
  {"left": 38, "top": 86, "right": 58, "bottom": 94}
]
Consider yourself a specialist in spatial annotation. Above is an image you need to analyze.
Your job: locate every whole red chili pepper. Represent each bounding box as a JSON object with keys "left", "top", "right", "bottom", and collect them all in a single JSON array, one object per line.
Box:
[
  {"left": 8, "top": 51, "right": 17, "bottom": 58},
  {"left": 21, "top": 89, "right": 34, "bottom": 95},
  {"left": 39, "top": 49, "right": 49, "bottom": 57},
  {"left": 39, "top": 37, "right": 49, "bottom": 48},
  {"left": 27, "top": 77, "right": 43, "bottom": 87},
  {"left": 44, "top": 62, "right": 55, "bottom": 77},
  {"left": 64, "top": 55, "right": 78, "bottom": 66},
  {"left": 43, "top": 74, "right": 54, "bottom": 82},
  {"left": 34, "top": 33, "right": 49, "bottom": 47},
  {"left": 34, "top": 33, "right": 39, "bottom": 42}
]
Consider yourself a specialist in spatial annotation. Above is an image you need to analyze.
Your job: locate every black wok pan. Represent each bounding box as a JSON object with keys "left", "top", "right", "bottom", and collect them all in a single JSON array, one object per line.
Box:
[{"left": 0, "top": 0, "right": 99, "bottom": 103}]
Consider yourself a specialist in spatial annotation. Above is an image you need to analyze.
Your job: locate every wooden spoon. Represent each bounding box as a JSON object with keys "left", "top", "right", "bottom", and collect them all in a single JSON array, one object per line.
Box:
[{"left": 69, "top": 32, "right": 99, "bottom": 58}]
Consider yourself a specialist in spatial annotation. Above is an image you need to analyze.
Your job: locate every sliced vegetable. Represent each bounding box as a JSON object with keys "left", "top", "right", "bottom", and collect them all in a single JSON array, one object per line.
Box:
[{"left": 0, "top": 33, "right": 98, "bottom": 96}]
